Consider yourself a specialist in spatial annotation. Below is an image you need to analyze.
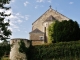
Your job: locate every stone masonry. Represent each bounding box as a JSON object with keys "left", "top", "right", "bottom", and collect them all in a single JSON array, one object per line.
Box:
[
  {"left": 10, "top": 38, "right": 31, "bottom": 60},
  {"left": 30, "top": 6, "right": 70, "bottom": 45}
]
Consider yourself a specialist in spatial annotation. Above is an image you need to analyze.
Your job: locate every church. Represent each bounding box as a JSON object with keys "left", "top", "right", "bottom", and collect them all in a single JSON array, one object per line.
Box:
[{"left": 29, "top": 6, "right": 69, "bottom": 45}]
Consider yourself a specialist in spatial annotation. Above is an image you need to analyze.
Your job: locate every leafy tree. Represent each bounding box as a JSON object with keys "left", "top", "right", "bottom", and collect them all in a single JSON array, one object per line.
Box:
[
  {"left": 0, "top": 42, "right": 10, "bottom": 59},
  {"left": 0, "top": 0, "right": 11, "bottom": 59},
  {"left": 0, "top": 0, "right": 11, "bottom": 41},
  {"left": 48, "top": 19, "right": 80, "bottom": 43}
]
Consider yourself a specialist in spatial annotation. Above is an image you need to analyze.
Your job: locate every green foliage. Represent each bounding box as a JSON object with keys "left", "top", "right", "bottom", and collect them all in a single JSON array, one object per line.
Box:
[
  {"left": 48, "top": 19, "right": 80, "bottom": 42},
  {"left": 19, "top": 40, "right": 30, "bottom": 60},
  {"left": 1, "top": 57, "right": 10, "bottom": 60},
  {"left": 0, "top": 0, "right": 11, "bottom": 41},
  {"left": 19, "top": 40, "right": 29, "bottom": 54},
  {"left": 0, "top": 43, "right": 10, "bottom": 59},
  {"left": 29, "top": 41, "right": 80, "bottom": 60},
  {"left": 48, "top": 21, "right": 55, "bottom": 43},
  {"left": 0, "top": 0, "right": 11, "bottom": 59}
]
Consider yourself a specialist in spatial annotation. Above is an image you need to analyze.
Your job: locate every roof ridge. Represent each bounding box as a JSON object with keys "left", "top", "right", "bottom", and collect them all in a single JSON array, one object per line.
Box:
[
  {"left": 53, "top": 9, "right": 70, "bottom": 20},
  {"left": 32, "top": 8, "right": 52, "bottom": 25},
  {"left": 32, "top": 8, "right": 69, "bottom": 25}
]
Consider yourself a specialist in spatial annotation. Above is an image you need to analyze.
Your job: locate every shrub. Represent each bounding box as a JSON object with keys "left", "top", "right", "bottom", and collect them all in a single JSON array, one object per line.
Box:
[
  {"left": 48, "top": 20, "right": 80, "bottom": 42},
  {"left": 0, "top": 43, "right": 10, "bottom": 59},
  {"left": 28, "top": 41, "right": 80, "bottom": 60}
]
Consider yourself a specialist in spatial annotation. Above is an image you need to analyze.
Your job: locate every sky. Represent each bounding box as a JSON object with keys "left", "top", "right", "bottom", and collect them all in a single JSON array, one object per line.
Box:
[{"left": 1, "top": 0, "right": 80, "bottom": 40}]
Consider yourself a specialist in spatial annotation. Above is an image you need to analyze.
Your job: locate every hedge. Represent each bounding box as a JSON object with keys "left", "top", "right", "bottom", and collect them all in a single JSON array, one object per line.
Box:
[
  {"left": 28, "top": 40, "right": 80, "bottom": 60},
  {"left": 48, "top": 20, "right": 80, "bottom": 43}
]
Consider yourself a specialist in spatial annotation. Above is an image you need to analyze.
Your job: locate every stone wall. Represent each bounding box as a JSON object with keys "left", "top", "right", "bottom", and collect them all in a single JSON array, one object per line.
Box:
[
  {"left": 10, "top": 38, "right": 31, "bottom": 60},
  {"left": 31, "top": 40, "right": 44, "bottom": 45},
  {"left": 32, "top": 8, "right": 69, "bottom": 32},
  {"left": 30, "top": 33, "right": 44, "bottom": 40},
  {"left": 30, "top": 7, "right": 70, "bottom": 45},
  {"left": 30, "top": 33, "right": 44, "bottom": 45}
]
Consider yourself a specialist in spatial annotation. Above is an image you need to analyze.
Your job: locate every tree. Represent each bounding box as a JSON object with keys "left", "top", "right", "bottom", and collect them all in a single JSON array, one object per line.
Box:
[
  {"left": 48, "top": 19, "right": 80, "bottom": 43},
  {"left": 0, "top": 0, "right": 11, "bottom": 41},
  {"left": 0, "top": 42, "right": 10, "bottom": 59}
]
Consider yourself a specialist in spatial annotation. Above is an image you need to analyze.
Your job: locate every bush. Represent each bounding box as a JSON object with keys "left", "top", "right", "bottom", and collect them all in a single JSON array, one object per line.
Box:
[
  {"left": 48, "top": 20, "right": 80, "bottom": 42},
  {"left": 0, "top": 43, "right": 10, "bottom": 59},
  {"left": 28, "top": 41, "right": 80, "bottom": 60}
]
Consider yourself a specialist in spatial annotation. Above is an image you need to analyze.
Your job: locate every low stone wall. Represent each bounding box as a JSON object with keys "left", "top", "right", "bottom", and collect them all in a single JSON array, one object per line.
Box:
[
  {"left": 10, "top": 38, "right": 31, "bottom": 60},
  {"left": 31, "top": 40, "right": 44, "bottom": 45}
]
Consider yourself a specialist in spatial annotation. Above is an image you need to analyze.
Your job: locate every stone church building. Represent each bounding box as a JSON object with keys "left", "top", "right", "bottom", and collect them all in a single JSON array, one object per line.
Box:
[{"left": 29, "top": 6, "right": 69, "bottom": 45}]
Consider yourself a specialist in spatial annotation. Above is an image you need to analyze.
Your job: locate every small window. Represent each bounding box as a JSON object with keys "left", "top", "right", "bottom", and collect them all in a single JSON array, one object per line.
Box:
[{"left": 39, "top": 36, "right": 44, "bottom": 40}]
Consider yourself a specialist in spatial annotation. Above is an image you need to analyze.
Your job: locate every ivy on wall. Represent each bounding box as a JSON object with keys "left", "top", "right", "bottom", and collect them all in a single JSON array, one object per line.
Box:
[{"left": 18, "top": 40, "right": 30, "bottom": 60}]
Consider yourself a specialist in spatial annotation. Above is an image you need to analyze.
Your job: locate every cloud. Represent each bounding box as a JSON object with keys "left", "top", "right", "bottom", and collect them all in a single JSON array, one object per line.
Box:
[
  {"left": 10, "top": 22, "right": 19, "bottom": 29},
  {"left": 0, "top": 8, "right": 11, "bottom": 16},
  {"left": 5, "top": 9, "right": 12, "bottom": 15},
  {"left": 0, "top": 9, "right": 4, "bottom": 12},
  {"left": 69, "top": 2, "right": 74, "bottom": 4},
  {"left": 17, "top": 20, "right": 23, "bottom": 23},
  {"left": 35, "top": 5, "right": 44, "bottom": 9},
  {"left": 35, "top": 5, "right": 39, "bottom": 9},
  {"left": 36, "top": 0, "right": 44, "bottom": 2},
  {"left": 10, "top": 0, "right": 15, "bottom": 3},
  {"left": 24, "top": 1, "right": 29, "bottom": 6},
  {"left": 25, "top": 15, "right": 30, "bottom": 20},
  {"left": 9, "top": 13, "right": 29, "bottom": 31},
  {"left": 11, "top": 0, "right": 15, "bottom": 2},
  {"left": 47, "top": 0, "right": 52, "bottom": 3},
  {"left": 36, "top": 0, "right": 52, "bottom": 3},
  {"left": 5, "top": 9, "right": 30, "bottom": 32}
]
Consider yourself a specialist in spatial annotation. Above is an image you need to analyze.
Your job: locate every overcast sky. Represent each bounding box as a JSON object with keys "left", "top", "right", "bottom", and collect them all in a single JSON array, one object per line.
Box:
[{"left": 1, "top": 0, "right": 80, "bottom": 39}]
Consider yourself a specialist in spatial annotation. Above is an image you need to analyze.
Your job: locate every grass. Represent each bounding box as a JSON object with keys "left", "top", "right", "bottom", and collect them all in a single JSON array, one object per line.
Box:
[{"left": 1, "top": 57, "right": 9, "bottom": 60}]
